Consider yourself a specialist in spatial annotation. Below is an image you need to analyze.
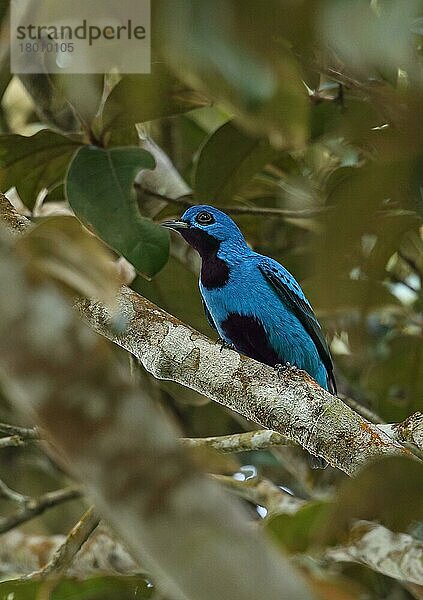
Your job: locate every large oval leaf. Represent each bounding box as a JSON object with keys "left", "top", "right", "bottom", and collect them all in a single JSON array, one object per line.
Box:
[{"left": 66, "top": 146, "right": 169, "bottom": 277}]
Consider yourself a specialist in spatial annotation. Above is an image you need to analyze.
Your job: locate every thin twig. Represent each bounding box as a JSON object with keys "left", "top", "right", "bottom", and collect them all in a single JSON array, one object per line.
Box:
[
  {"left": 27, "top": 506, "right": 100, "bottom": 579},
  {"left": 0, "top": 434, "right": 28, "bottom": 448},
  {"left": 206, "top": 204, "right": 327, "bottom": 218},
  {"left": 136, "top": 186, "right": 327, "bottom": 219},
  {"left": 181, "top": 430, "right": 297, "bottom": 453},
  {"left": 0, "top": 422, "right": 40, "bottom": 440},
  {"left": 0, "top": 478, "right": 30, "bottom": 505},
  {"left": 0, "top": 486, "right": 83, "bottom": 534}
]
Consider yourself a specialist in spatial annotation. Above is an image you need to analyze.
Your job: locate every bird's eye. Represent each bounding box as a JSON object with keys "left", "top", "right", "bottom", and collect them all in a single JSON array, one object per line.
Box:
[{"left": 195, "top": 211, "right": 215, "bottom": 225}]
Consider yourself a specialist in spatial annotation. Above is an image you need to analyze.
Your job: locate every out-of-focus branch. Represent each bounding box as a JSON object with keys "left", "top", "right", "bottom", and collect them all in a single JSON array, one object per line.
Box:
[
  {"left": 0, "top": 527, "right": 139, "bottom": 579},
  {"left": 0, "top": 435, "right": 27, "bottom": 449},
  {"left": 137, "top": 185, "right": 327, "bottom": 219},
  {"left": 378, "top": 413, "right": 423, "bottom": 453},
  {"left": 0, "top": 422, "right": 39, "bottom": 440},
  {"left": 338, "top": 394, "right": 385, "bottom": 424},
  {"left": 0, "top": 422, "right": 40, "bottom": 450},
  {"left": 0, "top": 487, "right": 83, "bottom": 534},
  {"left": 181, "top": 430, "right": 297, "bottom": 453},
  {"left": 27, "top": 506, "right": 100, "bottom": 580},
  {"left": 0, "top": 192, "right": 409, "bottom": 476},
  {"left": 0, "top": 479, "right": 30, "bottom": 506},
  {"left": 214, "top": 474, "right": 306, "bottom": 516}
]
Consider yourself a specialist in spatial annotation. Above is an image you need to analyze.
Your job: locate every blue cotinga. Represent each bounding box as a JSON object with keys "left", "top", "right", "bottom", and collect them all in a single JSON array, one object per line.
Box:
[{"left": 162, "top": 205, "right": 336, "bottom": 466}]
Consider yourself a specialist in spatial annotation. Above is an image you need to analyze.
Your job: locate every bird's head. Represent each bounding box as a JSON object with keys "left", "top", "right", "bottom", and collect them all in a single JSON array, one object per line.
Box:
[{"left": 162, "top": 205, "right": 247, "bottom": 259}]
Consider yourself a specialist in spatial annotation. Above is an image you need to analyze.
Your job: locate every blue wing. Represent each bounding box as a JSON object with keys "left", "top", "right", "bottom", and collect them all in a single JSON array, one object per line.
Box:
[{"left": 258, "top": 257, "right": 336, "bottom": 394}]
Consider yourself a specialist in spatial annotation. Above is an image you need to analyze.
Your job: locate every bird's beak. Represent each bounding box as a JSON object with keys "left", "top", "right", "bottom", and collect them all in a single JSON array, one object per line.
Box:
[{"left": 161, "top": 219, "right": 190, "bottom": 231}]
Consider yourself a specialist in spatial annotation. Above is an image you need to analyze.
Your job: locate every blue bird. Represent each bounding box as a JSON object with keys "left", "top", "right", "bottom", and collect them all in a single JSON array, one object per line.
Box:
[{"left": 162, "top": 205, "right": 336, "bottom": 466}]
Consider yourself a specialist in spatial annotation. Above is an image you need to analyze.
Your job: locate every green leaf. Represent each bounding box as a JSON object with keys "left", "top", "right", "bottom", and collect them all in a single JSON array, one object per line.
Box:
[
  {"left": 156, "top": 3, "right": 309, "bottom": 146},
  {"left": 66, "top": 146, "right": 169, "bottom": 277},
  {"left": 269, "top": 457, "right": 423, "bottom": 552},
  {"left": 193, "top": 120, "right": 277, "bottom": 203},
  {"left": 265, "top": 501, "right": 330, "bottom": 553},
  {"left": 310, "top": 101, "right": 342, "bottom": 141},
  {"left": 101, "top": 65, "right": 208, "bottom": 136},
  {"left": 364, "top": 335, "right": 423, "bottom": 421},
  {"left": 0, "top": 575, "right": 153, "bottom": 600},
  {"left": 0, "top": 130, "right": 82, "bottom": 209},
  {"left": 320, "top": 456, "right": 423, "bottom": 544}
]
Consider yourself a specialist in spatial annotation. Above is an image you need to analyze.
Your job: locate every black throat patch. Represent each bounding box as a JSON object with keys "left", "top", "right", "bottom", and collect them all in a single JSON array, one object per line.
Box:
[{"left": 180, "top": 228, "right": 230, "bottom": 289}]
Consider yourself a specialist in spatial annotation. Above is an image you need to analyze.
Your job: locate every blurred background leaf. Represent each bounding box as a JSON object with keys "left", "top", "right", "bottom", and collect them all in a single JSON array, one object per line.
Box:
[
  {"left": 101, "top": 65, "right": 209, "bottom": 139},
  {"left": 16, "top": 215, "right": 122, "bottom": 306},
  {"left": 319, "top": 457, "right": 423, "bottom": 543},
  {"left": 0, "top": 130, "right": 82, "bottom": 209},
  {"left": 0, "top": 575, "right": 153, "bottom": 600},
  {"left": 193, "top": 120, "right": 277, "bottom": 203}
]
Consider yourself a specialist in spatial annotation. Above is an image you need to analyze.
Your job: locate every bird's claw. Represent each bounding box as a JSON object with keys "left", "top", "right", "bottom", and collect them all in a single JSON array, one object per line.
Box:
[
  {"left": 275, "top": 362, "right": 299, "bottom": 378},
  {"left": 217, "top": 338, "right": 236, "bottom": 352}
]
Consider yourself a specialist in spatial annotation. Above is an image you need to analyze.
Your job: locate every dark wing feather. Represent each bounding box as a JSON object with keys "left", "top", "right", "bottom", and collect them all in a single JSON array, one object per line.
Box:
[{"left": 258, "top": 259, "right": 336, "bottom": 394}]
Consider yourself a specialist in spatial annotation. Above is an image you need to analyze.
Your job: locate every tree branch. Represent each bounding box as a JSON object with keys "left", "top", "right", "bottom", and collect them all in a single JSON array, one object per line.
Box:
[
  {"left": 0, "top": 479, "right": 30, "bottom": 506},
  {"left": 27, "top": 506, "right": 100, "bottom": 580},
  {"left": 0, "top": 527, "right": 139, "bottom": 579},
  {"left": 394, "top": 412, "right": 423, "bottom": 451},
  {"left": 0, "top": 435, "right": 27, "bottom": 449},
  {"left": 180, "top": 430, "right": 297, "bottom": 453},
  {"left": 337, "top": 394, "right": 385, "bottom": 424},
  {"left": 76, "top": 290, "right": 409, "bottom": 475},
  {"left": 214, "top": 474, "right": 306, "bottom": 516},
  {"left": 0, "top": 422, "right": 39, "bottom": 440},
  {"left": 0, "top": 487, "right": 83, "bottom": 534}
]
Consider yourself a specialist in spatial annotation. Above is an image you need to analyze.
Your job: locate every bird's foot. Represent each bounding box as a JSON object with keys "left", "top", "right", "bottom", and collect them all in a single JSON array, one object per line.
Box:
[
  {"left": 217, "top": 338, "right": 236, "bottom": 353},
  {"left": 274, "top": 362, "right": 299, "bottom": 378}
]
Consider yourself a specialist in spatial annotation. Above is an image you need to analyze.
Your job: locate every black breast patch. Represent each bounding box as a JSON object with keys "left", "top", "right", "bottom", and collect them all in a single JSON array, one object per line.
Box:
[{"left": 221, "top": 313, "right": 281, "bottom": 367}]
